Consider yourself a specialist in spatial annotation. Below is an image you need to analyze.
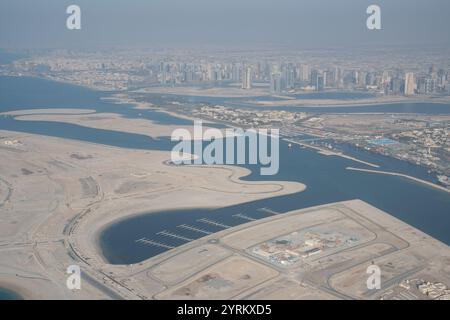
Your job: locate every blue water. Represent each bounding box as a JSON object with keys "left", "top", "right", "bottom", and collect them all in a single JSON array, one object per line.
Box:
[
  {"left": 0, "top": 49, "right": 28, "bottom": 65},
  {"left": 0, "top": 288, "right": 22, "bottom": 300},
  {"left": 0, "top": 76, "right": 193, "bottom": 126},
  {"left": 102, "top": 141, "right": 450, "bottom": 264},
  {"left": 1, "top": 76, "right": 449, "bottom": 265}
]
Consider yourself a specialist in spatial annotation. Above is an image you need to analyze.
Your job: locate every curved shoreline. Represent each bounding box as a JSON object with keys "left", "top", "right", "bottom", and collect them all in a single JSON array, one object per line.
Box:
[
  {"left": 0, "top": 285, "right": 24, "bottom": 300},
  {"left": 72, "top": 161, "right": 306, "bottom": 266},
  {"left": 93, "top": 205, "right": 225, "bottom": 265}
]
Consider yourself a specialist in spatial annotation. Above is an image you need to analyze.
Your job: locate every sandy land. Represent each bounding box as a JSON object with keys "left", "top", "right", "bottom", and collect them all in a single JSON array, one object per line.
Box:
[
  {"left": 136, "top": 86, "right": 270, "bottom": 98},
  {"left": 98, "top": 200, "right": 450, "bottom": 300},
  {"left": 7, "top": 109, "right": 260, "bottom": 141},
  {"left": 1, "top": 125, "right": 450, "bottom": 300},
  {"left": 3, "top": 108, "right": 97, "bottom": 116},
  {"left": 108, "top": 93, "right": 218, "bottom": 124},
  {"left": 6, "top": 109, "right": 216, "bottom": 139},
  {"left": 5, "top": 109, "right": 230, "bottom": 138},
  {"left": 247, "top": 95, "right": 450, "bottom": 107},
  {"left": 0, "top": 125, "right": 305, "bottom": 299},
  {"left": 11, "top": 110, "right": 186, "bottom": 138},
  {"left": 132, "top": 85, "right": 450, "bottom": 108}
]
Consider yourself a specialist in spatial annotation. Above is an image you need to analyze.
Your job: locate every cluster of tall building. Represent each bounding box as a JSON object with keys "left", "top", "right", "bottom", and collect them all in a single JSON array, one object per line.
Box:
[
  {"left": 270, "top": 65, "right": 347, "bottom": 94},
  {"left": 21, "top": 51, "right": 449, "bottom": 95},
  {"left": 154, "top": 61, "right": 262, "bottom": 86},
  {"left": 154, "top": 60, "right": 449, "bottom": 96},
  {"left": 91, "top": 57, "right": 447, "bottom": 96},
  {"left": 381, "top": 66, "right": 448, "bottom": 96}
]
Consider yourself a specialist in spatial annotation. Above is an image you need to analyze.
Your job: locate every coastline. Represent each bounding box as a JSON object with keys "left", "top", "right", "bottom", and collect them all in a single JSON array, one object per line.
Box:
[
  {"left": 0, "top": 281, "right": 33, "bottom": 300},
  {"left": 80, "top": 200, "right": 450, "bottom": 300},
  {"left": 4, "top": 74, "right": 450, "bottom": 109},
  {"left": 284, "top": 138, "right": 381, "bottom": 168},
  {"left": 0, "top": 127, "right": 305, "bottom": 299},
  {"left": 346, "top": 167, "right": 450, "bottom": 194},
  {"left": 247, "top": 95, "right": 450, "bottom": 108},
  {"left": 84, "top": 163, "right": 307, "bottom": 265}
]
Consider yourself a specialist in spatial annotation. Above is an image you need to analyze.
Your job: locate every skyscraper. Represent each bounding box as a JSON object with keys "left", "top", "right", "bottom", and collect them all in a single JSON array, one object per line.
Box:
[
  {"left": 242, "top": 66, "right": 252, "bottom": 90},
  {"left": 300, "top": 64, "right": 310, "bottom": 82},
  {"left": 404, "top": 73, "right": 416, "bottom": 95},
  {"left": 232, "top": 63, "right": 241, "bottom": 82},
  {"left": 310, "top": 69, "right": 318, "bottom": 87},
  {"left": 281, "top": 65, "right": 295, "bottom": 90},
  {"left": 270, "top": 73, "right": 282, "bottom": 94},
  {"left": 316, "top": 74, "right": 324, "bottom": 91}
]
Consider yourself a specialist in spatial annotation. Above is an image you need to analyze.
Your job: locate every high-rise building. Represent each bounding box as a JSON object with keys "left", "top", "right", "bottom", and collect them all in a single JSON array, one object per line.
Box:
[
  {"left": 242, "top": 66, "right": 252, "bottom": 90},
  {"left": 281, "top": 65, "right": 295, "bottom": 90},
  {"left": 310, "top": 69, "right": 318, "bottom": 87},
  {"left": 232, "top": 63, "right": 241, "bottom": 82},
  {"left": 316, "top": 75, "right": 324, "bottom": 91},
  {"left": 391, "top": 77, "right": 403, "bottom": 94},
  {"left": 425, "top": 78, "right": 436, "bottom": 93},
  {"left": 270, "top": 73, "right": 282, "bottom": 94},
  {"left": 324, "top": 70, "right": 336, "bottom": 88},
  {"left": 300, "top": 64, "right": 310, "bottom": 82},
  {"left": 357, "top": 71, "right": 368, "bottom": 88},
  {"left": 404, "top": 73, "right": 416, "bottom": 95},
  {"left": 335, "top": 67, "right": 342, "bottom": 88}
]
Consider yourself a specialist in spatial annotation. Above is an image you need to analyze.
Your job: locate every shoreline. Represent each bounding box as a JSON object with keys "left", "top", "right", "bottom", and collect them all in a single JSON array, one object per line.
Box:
[
  {"left": 284, "top": 138, "right": 381, "bottom": 168},
  {"left": 89, "top": 163, "right": 307, "bottom": 265},
  {"left": 248, "top": 98, "right": 450, "bottom": 108},
  {"left": 79, "top": 200, "right": 450, "bottom": 300},
  {"left": 346, "top": 167, "right": 450, "bottom": 193},
  {"left": 93, "top": 205, "right": 228, "bottom": 265},
  {"left": 0, "top": 283, "right": 28, "bottom": 300},
  {"left": 3, "top": 74, "right": 450, "bottom": 109},
  {"left": 0, "top": 128, "right": 306, "bottom": 299}
]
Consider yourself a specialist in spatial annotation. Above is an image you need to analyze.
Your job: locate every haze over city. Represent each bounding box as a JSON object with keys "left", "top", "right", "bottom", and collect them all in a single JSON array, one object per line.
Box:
[{"left": 1, "top": 0, "right": 450, "bottom": 49}]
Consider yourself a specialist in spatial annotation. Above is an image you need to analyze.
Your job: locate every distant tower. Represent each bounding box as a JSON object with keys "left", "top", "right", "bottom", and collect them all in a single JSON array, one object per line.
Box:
[
  {"left": 315, "top": 74, "right": 324, "bottom": 92},
  {"left": 300, "top": 64, "right": 310, "bottom": 82},
  {"left": 242, "top": 66, "right": 252, "bottom": 89},
  {"left": 270, "top": 73, "right": 282, "bottom": 94},
  {"left": 404, "top": 73, "right": 416, "bottom": 95},
  {"left": 231, "top": 63, "right": 241, "bottom": 82}
]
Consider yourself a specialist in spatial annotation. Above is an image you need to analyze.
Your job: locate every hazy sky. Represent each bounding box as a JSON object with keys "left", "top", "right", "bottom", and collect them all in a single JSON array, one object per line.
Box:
[{"left": 1, "top": 0, "right": 449, "bottom": 49}]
